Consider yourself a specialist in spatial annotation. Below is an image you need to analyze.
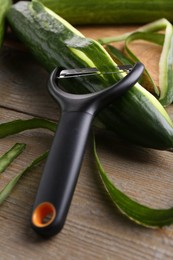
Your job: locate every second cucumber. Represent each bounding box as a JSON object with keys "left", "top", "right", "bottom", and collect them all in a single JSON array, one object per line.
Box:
[{"left": 38, "top": 0, "right": 173, "bottom": 25}]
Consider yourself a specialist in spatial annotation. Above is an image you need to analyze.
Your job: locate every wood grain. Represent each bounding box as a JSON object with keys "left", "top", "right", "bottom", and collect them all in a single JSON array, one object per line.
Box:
[{"left": 1, "top": 26, "right": 173, "bottom": 260}]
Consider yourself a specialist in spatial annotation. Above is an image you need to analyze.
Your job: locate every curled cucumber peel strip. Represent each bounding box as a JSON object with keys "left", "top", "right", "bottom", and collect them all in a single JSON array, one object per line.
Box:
[
  {"left": 93, "top": 136, "right": 173, "bottom": 228},
  {"left": 99, "top": 19, "right": 173, "bottom": 107},
  {"left": 0, "top": 150, "right": 48, "bottom": 205},
  {"left": 0, "top": 118, "right": 55, "bottom": 204}
]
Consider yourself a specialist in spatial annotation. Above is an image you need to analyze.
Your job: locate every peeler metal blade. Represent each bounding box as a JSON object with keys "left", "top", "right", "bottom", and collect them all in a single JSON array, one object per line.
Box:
[{"left": 58, "top": 65, "right": 133, "bottom": 79}]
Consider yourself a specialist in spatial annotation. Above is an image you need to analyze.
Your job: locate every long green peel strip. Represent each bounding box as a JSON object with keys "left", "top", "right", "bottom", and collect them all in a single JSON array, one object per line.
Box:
[
  {"left": 100, "top": 19, "right": 173, "bottom": 106},
  {"left": 0, "top": 151, "right": 48, "bottom": 205},
  {"left": 93, "top": 137, "right": 173, "bottom": 227},
  {"left": 0, "top": 118, "right": 53, "bottom": 204},
  {"left": 0, "top": 143, "right": 26, "bottom": 173},
  {"left": 0, "top": 118, "right": 57, "bottom": 138}
]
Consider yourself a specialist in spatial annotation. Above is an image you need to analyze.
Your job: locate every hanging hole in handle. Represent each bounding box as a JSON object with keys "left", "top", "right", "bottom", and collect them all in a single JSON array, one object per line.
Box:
[{"left": 32, "top": 202, "right": 56, "bottom": 228}]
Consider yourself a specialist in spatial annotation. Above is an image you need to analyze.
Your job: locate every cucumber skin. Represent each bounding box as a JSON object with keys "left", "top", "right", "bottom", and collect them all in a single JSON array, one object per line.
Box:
[
  {"left": 38, "top": 0, "right": 173, "bottom": 25},
  {"left": 6, "top": 1, "right": 173, "bottom": 149},
  {"left": 0, "top": 0, "right": 12, "bottom": 47}
]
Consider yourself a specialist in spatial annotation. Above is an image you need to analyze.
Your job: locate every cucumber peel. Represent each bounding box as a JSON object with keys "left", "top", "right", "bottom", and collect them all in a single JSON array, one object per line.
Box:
[
  {"left": 100, "top": 19, "right": 173, "bottom": 106},
  {"left": 94, "top": 137, "right": 173, "bottom": 228}
]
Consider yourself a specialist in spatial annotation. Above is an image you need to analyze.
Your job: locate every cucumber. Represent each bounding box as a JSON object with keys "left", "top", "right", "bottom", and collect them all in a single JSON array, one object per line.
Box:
[
  {"left": 6, "top": 0, "right": 173, "bottom": 149},
  {"left": 0, "top": 0, "right": 12, "bottom": 47},
  {"left": 38, "top": 0, "right": 173, "bottom": 25}
]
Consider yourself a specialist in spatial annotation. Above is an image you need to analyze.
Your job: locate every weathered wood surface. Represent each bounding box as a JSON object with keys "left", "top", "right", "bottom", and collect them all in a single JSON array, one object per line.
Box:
[{"left": 1, "top": 26, "right": 173, "bottom": 259}]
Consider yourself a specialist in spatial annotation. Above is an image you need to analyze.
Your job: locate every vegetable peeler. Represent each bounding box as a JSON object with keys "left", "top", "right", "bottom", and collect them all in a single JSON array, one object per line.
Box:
[{"left": 31, "top": 62, "right": 144, "bottom": 237}]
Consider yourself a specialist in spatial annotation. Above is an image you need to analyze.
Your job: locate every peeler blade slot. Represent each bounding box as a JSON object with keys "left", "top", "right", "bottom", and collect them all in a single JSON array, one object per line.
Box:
[{"left": 57, "top": 65, "right": 133, "bottom": 79}]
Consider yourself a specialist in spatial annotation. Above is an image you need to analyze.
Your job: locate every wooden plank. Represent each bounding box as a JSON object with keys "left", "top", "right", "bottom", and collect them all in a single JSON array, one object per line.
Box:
[{"left": 1, "top": 25, "right": 173, "bottom": 259}]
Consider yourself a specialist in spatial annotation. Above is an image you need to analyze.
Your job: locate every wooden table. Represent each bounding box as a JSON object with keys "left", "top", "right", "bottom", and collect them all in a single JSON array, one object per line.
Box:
[{"left": 1, "top": 26, "right": 173, "bottom": 259}]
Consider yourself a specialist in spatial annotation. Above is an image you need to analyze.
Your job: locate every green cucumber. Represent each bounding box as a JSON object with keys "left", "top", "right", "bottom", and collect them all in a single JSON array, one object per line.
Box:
[
  {"left": 6, "top": 0, "right": 173, "bottom": 149},
  {"left": 0, "top": 0, "right": 12, "bottom": 47},
  {"left": 38, "top": 0, "right": 173, "bottom": 25}
]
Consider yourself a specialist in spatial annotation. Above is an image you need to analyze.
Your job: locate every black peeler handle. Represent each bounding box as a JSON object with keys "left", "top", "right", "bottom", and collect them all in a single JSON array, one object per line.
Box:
[
  {"left": 31, "top": 110, "right": 93, "bottom": 236},
  {"left": 31, "top": 62, "right": 144, "bottom": 237}
]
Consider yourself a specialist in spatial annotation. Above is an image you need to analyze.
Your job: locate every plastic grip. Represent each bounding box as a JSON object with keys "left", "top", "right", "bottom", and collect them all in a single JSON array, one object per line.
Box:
[{"left": 31, "top": 111, "right": 93, "bottom": 237}]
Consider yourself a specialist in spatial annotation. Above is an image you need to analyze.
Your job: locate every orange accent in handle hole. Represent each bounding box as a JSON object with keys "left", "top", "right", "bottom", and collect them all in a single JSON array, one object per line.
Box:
[{"left": 32, "top": 202, "right": 56, "bottom": 228}]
